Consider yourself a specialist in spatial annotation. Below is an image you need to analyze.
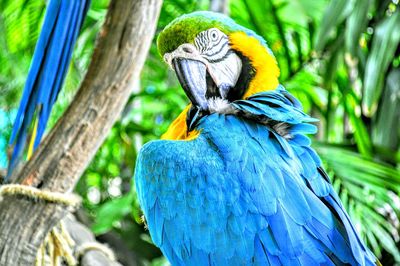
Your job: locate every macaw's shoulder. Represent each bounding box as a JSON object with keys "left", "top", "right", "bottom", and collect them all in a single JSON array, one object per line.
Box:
[{"left": 135, "top": 136, "right": 242, "bottom": 265}]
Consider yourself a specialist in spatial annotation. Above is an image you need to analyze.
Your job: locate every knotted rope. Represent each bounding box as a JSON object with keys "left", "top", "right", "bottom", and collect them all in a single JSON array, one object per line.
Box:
[{"left": 0, "top": 184, "right": 81, "bottom": 209}]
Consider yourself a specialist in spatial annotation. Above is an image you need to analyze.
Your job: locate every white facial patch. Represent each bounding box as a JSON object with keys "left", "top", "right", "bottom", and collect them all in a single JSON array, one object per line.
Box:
[
  {"left": 163, "top": 28, "right": 242, "bottom": 97},
  {"left": 206, "top": 49, "right": 242, "bottom": 95}
]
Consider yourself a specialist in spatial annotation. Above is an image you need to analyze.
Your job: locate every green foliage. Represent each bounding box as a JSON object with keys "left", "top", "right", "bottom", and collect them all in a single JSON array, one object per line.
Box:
[
  {"left": 315, "top": 143, "right": 400, "bottom": 259},
  {"left": 363, "top": 10, "right": 400, "bottom": 113},
  {"left": 0, "top": 0, "right": 399, "bottom": 264},
  {"left": 92, "top": 193, "right": 134, "bottom": 235},
  {"left": 0, "top": 0, "right": 45, "bottom": 108}
]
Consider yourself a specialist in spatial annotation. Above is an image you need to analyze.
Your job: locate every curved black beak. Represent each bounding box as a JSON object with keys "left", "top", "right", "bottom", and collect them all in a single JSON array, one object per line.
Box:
[{"left": 172, "top": 58, "right": 209, "bottom": 111}]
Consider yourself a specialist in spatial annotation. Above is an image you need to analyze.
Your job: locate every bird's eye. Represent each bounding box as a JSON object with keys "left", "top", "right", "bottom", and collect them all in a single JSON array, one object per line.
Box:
[{"left": 210, "top": 30, "right": 219, "bottom": 41}]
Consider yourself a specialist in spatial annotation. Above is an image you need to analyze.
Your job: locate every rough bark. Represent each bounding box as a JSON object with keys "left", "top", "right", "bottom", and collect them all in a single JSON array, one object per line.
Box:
[
  {"left": 0, "top": 168, "right": 5, "bottom": 183},
  {"left": 0, "top": 0, "right": 162, "bottom": 264}
]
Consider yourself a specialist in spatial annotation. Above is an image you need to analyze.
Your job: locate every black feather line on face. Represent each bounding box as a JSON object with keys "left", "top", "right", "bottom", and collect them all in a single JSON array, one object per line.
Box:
[
  {"left": 227, "top": 51, "right": 255, "bottom": 102},
  {"left": 203, "top": 42, "right": 229, "bottom": 59},
  {"left": 206, "top": 48, "right": 234, "bottom": 63}
]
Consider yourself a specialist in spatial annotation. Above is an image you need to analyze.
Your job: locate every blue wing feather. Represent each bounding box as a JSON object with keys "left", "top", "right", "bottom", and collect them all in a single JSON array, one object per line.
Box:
[{"left": 135, "top": 87, "right": 377, "bottom": 265}]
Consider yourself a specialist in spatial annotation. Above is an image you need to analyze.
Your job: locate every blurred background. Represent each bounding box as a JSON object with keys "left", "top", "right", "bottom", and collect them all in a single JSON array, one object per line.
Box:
[{"left": 0, "top": 0, "right": 399, "bottom": 265}]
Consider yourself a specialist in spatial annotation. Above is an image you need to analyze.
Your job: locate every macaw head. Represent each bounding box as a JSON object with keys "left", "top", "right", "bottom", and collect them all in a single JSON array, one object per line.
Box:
[{"left": 158, "top": 11, "right": 281, "bottom": 139}]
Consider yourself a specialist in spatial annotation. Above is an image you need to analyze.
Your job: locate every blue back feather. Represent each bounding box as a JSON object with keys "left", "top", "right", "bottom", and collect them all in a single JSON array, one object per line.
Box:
[{"left": 135, "top": 87, "right": 377, "bottom": 265}]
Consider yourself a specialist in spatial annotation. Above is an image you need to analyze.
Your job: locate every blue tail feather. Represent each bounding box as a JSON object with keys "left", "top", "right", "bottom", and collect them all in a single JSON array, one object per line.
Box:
[{"left": 7, "top": 0, "right": 90, "bottom": 178}]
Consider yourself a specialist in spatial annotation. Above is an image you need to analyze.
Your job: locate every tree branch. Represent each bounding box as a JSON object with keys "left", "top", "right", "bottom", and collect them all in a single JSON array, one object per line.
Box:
[
  {"left": 63, "top": 215, "right": 123, "bottom": 266},
  {"left": 0, "top": 0, "right": 162, "bottom": 264}
]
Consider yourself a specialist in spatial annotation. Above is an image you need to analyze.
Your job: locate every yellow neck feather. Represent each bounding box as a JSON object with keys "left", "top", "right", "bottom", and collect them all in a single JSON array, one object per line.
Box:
[
  {"left": 229, "top": 32, "right": 280, "bottom": 98},
  {"left": 161, "top": 105, "right": 200, "bottom": 141}
]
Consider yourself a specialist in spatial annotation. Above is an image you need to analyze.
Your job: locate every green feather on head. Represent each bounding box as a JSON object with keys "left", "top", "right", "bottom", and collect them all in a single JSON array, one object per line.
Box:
[{"left": 157, "top": 11, "right": 270, "bottom": 56}]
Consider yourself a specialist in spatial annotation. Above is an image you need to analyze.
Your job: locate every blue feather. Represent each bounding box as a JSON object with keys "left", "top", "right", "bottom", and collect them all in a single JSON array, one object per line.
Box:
[
  {"left": 135, "top": 87, "right": 378, "bottom": 265},
  {"left": 7, "top": 0, "right": 90, "bottom": 178}
]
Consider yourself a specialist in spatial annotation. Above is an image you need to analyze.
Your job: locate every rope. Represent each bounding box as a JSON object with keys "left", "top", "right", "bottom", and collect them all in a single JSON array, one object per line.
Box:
[
  {"left": 0, "top": 184, "right": 81, "bottom": 210},
  {"left": 51, "top": 222, "right": 77, "bottom": 265},
  {"left": 0, "top": 184, "right": 117, "bottom": 265},
  {"left": 34, "top": 221, "right": 78, "bottom": 266}
]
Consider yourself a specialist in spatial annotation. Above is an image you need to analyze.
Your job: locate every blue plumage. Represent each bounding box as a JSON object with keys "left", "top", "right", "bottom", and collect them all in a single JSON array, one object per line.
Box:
[
  {"left": 7, "top": 0, "right": 90, "bottom": 177},
  {"left": 135, "top": 87, "right": 377, "bottom": 265}
]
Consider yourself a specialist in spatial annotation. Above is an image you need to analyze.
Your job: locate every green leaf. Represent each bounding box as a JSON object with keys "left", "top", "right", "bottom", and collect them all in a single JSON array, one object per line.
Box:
[
  {"left": 314, "top": 0, "right": 355, "bottom": 51},
  {"left": 290, "top": 0, "right": 327, "bottom": 22},
  {"left": 367, "top": 219, "right": 400, "bottom": 262},
  {"left": 363, "top": 10, "right": 400, "bottom": 114},
  {"left": 366, "top": 230, "right": 381, "bottom": 258},
  {"left": 345, "top": 0, "right": 372, "bottom": 56},
  {"left": 91, "top": 193, "right": 134, "bottom": 235},
  {"left": 372, "top": 69, "right": 400, "bottom": 151},
  {"left": 343, "top": 91, "right": 373, "bottom": 156},
  {"left": 315, "top": 144, "right": 400, "bottom": 181},
  {"left": 150, "top": 256, "right": 170, "bottom": 266}
]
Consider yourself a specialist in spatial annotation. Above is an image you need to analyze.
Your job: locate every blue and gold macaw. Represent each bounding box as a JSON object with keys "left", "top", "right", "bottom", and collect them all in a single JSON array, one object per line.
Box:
[
  {"left": 6, "top": 0, "right": 90, "bottom": 179},
  {"left": 135, "top": 12, "right": 379, "bottom": 265}
]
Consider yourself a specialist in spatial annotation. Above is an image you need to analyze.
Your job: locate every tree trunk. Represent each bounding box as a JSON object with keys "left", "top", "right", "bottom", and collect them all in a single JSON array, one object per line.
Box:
[{"left": 0, "top": 0, "right": 162, "bottom": 264}]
